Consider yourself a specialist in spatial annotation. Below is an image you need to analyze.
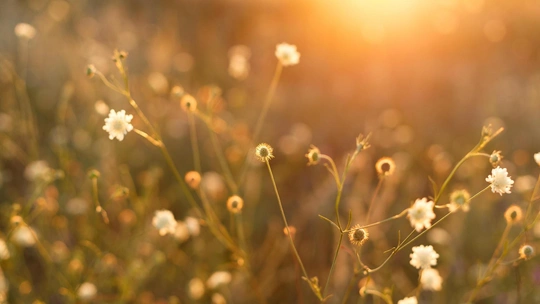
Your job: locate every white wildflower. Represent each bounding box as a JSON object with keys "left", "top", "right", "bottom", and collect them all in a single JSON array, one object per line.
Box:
[
  {"left": 14, "top": 23, "right": 36, "bottom": 40},
  {"left": 408, "top": 198, "right": 436, "bottom": 232},
  {"left": 486, "top": 166, "right": 514, "bottom": 195},
  {"left": 152, "top": 210, "right": 177, "bottom": 236},
  {"left": 410, "top": 245, "right": 439, "bottom": 269},
  {"left": 420, "top": 268, "right": 443, "bottom": 291},
  {"left": 275, "top": 43, "right": 300, "bottom": 66},
  {"left": 206, "top": 271, "right": 232, "bottom": 289},
  {"left": 77, "top": 282, "right": 97, "bottom": 301},
  {"left": 102, "top": 109, "right": 133, "bottom": 141},
  {"left": 397, "top": 296, "right": 417, "bottom": 304}
]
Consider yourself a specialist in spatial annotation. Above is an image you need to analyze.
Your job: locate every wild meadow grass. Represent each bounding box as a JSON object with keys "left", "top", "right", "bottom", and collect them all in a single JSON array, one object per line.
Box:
[{"left": 1, "top": 2, "right": 540, "bottom": 304}]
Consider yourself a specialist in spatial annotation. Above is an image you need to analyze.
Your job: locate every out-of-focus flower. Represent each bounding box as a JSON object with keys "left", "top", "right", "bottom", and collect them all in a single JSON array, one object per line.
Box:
[
  {"left": 255, "top": 143, "right": 274, "bottom": 162},
  {"left": 348, "top": 225, "right": 369, "bottom": 246},
  {"left": 448, "top": 189, "right": 471, "bottom": 212},
  {"left": 180, "top": 94, "right": 197, "bottom": 112},
  {"left": 519, "top": 245, "right": 534, "bottom": 260},
  {"left": 0, "top": 240, "right": 9, "bottom": 260},
  {"left": 397, "top": 297, "right": 417, "bottom": 304},
  {"left": 534, "top": 153, "right": 540, "bottom": 166},
  {"left": 66, "top": 197, "right": 89, "bottom": 215},
  {"left": 275, "top": 43, "right": 300, "bottom": 66},
  {"left": 185, "top": 217, "right": 200, "bottom": 237},
  {"left": 14, "top": 23, "right": 36, "bottom": 40},
  {"left": 226, "top": 195, "right": 244, "bottom": 214},
  {"left": 103, "top": 109, "right": 133, "bottom": 141},
  {"left": 174, "top": 221, "right": 190, "bottom": 243},
  {"left": 504, "top": 205, "right": 523, "bottom": 224},
  {"left": 11, "top": 226, "right": 36, "bottom": 247},
  {"left": 188, "top": 278, "right": 205, "bottom": 300},
  {"left": 185, "top": 171, "right": 201, "bottom": 189},
  {"left": 410, "top": 245, "right": 439, "bottom": 269},
  {"left": 207, "top": 271, "right": 232, "bottom": 289},
  {"left": 152, "top": 210, "right": 177, "bottom": 236},
  {"left": 228, "top": 45, "right": 251, "bottom": 80},
  {"left": 24, "top": 161, "right": 51, "bottom": 182},
  {"left": 212, "top": 293, "right": 227, "bottom": 304},
  {"left": 420, "top": 269, "right": 442, "bottom": 291},
  {"left": 486, "top": 166, "right": 514, "bottom": 195},
  {"left": 375, "top": 157, "right": 396, "bottom": 176},
  {"left": 77, "top": 282, "right": 97, "bottom": 301},
  {"left": 408, "top": 198, "right": 436, "bottom": 232}
]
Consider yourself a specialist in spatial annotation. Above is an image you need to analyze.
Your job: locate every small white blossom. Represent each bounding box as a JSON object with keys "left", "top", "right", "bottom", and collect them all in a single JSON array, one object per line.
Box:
[
  {"left": 486, "top": 166, "right": 514, "bottom": 195},
  {"left": 206, "top": 271, "right": 232, "bottom": 289},
  {"left": 420, "top": 268, "right": 443, "bottom": 291},
  {"left": 152, "top": 210, "right": 177, "bottom": 236},
  {"left": 410, "top": 245, "right": 439, "bottom": 269},
  {"left": 77, "top": 282, "right": 97, "bottom": 301},
  {"left": 397, "top": 296, "right": 417, "bottom": 304},
  {"left": 408, "top": 198, "right": 436, "bottom": 232},
  {"left": 14, "top": 23, "right": 36, "bottom": 40},
  {"left": 0, "top": 240, "right": 9, "bottom": 260},
  {"left": 275, "top": 43, "right": 300, "bottom": 66},
  {"left": 102, "top": 109, "right": 133, "bottom": 141},
  {"left": 534, "top": 153, "right": 540, "bottom": 166}
]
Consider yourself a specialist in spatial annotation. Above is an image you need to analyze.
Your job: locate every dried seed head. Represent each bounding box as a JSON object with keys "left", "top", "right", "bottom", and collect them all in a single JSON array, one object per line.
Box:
[
  {"left": 226, "top": 195, "right": 244, "bottom": 214},
  {"left": 519, "top": 245, "right": 534, "bottom": 260},
  {"left": 255, "top": 143, "right": 274, "bottom": 162},
  {"left": 504, "top": 205, "right": 523, "bottom": 224},
  {"left": 305, "top": 145, "right": 321, "bottom": 166},
  {"left": 448, "top": 189, "right": 471, "bottom": 212},
  {"left": 348, "top": 224, "right": 369, "bottom": 246},
  {"left": 185, "top": 171, "right": 201, "bottom": 189},
  {"left": 171, "top": 85, "right": 185, "bottom": 99},
  {"left": 375, "top": 157, "right": 396, "bottom": 177},
  {"left": 356, "top": 133, "right": 371, "bottom": 153},
  {"left": 283, "top": 226, "right": 297, "bottom": 238},
  {"left": 180, "top": 94, "right": 198, "bottom": 113},
  {"left": 489, "top": 151, "right": 503, "bottom": 167},
  {"left": 86, "top": 65, "right": 96, "bottom": 78}
]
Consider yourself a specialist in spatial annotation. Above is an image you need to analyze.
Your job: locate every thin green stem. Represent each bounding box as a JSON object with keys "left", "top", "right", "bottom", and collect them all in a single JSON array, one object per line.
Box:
[
  {"left": 365, "top": 177, "right": 384, "bottom": 224},
  {"left": 188, "top": 113, "right": 202, "bottom": 173},
  {"left": 323, "top": 232, "right": 344, "bottom": 296},
  {"left": 237, "top": 63, "right": 283, "bottom": 187},
  {"left": 265, "top": 160, "right": 321, "bottom": 300},
  {"left": 208, "top": 122, "right": 238, "bottom": 193}
]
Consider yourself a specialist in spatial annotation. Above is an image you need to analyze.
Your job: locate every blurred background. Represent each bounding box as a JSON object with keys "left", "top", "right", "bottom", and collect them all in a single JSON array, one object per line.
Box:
[{"left": 1, "top": 0, "right": 540, "bottom": 303}]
